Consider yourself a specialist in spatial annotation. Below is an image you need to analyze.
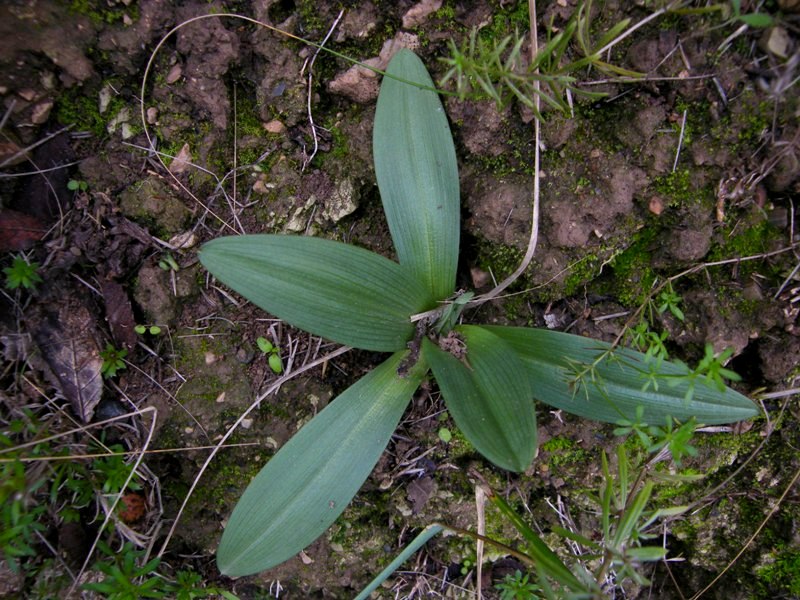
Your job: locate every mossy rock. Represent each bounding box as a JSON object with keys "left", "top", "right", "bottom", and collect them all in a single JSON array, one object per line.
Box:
[{"left": 119, "top": 177, "right": 192, "bottom": 237}]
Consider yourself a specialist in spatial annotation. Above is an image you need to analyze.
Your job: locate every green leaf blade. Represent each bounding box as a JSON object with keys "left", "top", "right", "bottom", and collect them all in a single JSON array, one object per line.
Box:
[
  {"left": 737, "top": 13, "right": 774, "bottom": 27},
  {"left": 484, "top": 326, "right": 759, "bottom": 425},
  {"left": 374, "top": 49, "right": 460, "bottom": 301},
  {"left": 424, "top": 325, "right": 537, "bottom": 472},
  {"left": 216, "top": 352, "right": 427, "bottom": 577},
  {"left": 487, "top": 490, "right": 589, "bottom": 592},
  {"left": 200, "top": 235, "right": 433, "bottom": 352}
]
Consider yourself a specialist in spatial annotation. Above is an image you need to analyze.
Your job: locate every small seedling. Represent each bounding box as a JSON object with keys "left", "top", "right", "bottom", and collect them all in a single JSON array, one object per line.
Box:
[
  {"left": 435, "top": 290, "right": 474, "bottom": 334},
  {"left": 134, "top": 324, "right": 162, "bottom": 335},
  {"left": 92, "top": 444, "right": 141, "bottom": 494},
  {"left": 158, "top": 253, "right": 179, "bottom": 272},
  {"left": 438, "top": 428, "right": 452, "bottom": 443},
  {"left": 82, "top": 542, "right": 165, "bottom": 598},
  {"left": 3, "top": 257, "right": 43, "bottom": 291},
  {"left": 0, "top": 459, "right": 46, "bottom": 571},
  {"left": 67, "top": 179, "right": 89, "bottom": 192},
  {"left": 100, "top": 344, "right": 127, "bottom": 379},
  {"left": 674, "top": 344, "right": 742, "bottom": 403},
  {"left": 646, "top": 417, "right": 699, "bottom": 466},
  {"left": 256, "top": 337, "right": 283, "bottom": 374},
  {"left": 730, "top": 0, "right": 774, "bottom": 27},
  {"left": 657, "top": 283, "right": 685, "bottom": 322},
  {"left": 496, "top": 570, "right": 541, "bottom": 600}
]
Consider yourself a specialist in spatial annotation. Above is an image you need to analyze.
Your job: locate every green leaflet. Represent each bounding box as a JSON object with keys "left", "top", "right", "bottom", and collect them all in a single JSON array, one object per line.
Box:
[
  {"left": 374, "top": 49, "right": 460, "bottom": 301},
  {"left": 484, "top": 326, "right": 759, "bottom": 425},
  {"left": 216, "top": 352, "right": 427, "bottom": 577},
  {"left": 199, "top": 235, "right": 433, "bottom": 352},
  {"left": 423, "top": 326, "right": 537, "bottom": 472}
]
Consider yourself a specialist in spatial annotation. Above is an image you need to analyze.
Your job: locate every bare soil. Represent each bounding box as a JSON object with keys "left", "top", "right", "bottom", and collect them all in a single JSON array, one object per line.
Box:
[{"left": 1, "top": 1, "right": 800, "bottom": 598}]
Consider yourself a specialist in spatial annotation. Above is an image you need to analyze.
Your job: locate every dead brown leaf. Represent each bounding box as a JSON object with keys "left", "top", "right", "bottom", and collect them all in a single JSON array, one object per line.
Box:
[
  {"left": 0, "top": 209, "right": 48, "bottom": 252},
  {"left": 28, "top": 281, "right": 104, "bottom": 422},
  {"left": 168, "top": 143, "right": 192, "bottom": 175},
  {"left": 407, "top": 476, "right": 435, "bottom": 514}
]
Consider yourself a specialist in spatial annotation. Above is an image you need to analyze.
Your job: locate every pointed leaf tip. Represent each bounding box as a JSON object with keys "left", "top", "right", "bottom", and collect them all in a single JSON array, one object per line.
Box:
[
  {"left": 484, "top": 326, "right": 759, "bottom": 425},
  {"left": 424, "top": 325, "right": 537, "bottom": 472},
  {"left": 200, "top": 234, "right": 433, "bottom": 352},
  {"left": 374, "top": 50, "right": 460, "bottom": 301},
  {"left": 217, "top": 351, "right": 427, "bottom": 576}
]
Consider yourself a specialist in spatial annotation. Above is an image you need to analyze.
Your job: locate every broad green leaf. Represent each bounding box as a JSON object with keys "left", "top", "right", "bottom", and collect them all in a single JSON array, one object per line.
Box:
[
  {"left": 423, "top": 325, "right": 537, "bottom": 472},
  {"left": 200, "top": 235, "right": 432, "bottom": 352},
  {"left": 217, "top": 352, "right": 427, "bottom": 576},
  {"left": 484, "top": 326, "right": 759, "bottom": 425},
  {"left": 374, "top": 49, "right": 460, "bottom": 301}
]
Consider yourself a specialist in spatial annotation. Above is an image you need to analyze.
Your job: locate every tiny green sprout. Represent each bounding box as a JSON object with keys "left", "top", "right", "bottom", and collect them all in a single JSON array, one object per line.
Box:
[
  {"left": 460, "top": 558, "right": 473, "bottom": 576},
  {"left": 257, "top": 337, "right": 283, "bottom": 374},
  {"left": 694, "top": 344, "right": 742, "bottom": 391},
  {"left": 657, "top": 283, "right": 684, "bottom": 322},
  {"left": 438, "top": 427, "right": 452, "bottom": 443},
  {"left": 614, "top": 406, "right": 653, "bottom": 449},
  {"left": 158, "top": 253, "right": 179, "bottom": 272},
  {"left": 3, "top": 257, "right": 43, "bottom": 291},
  {"left": 646, "top": 417, "right": 698, "bottom": 466},
  {"left": 256, "top": 337, "right": 274, "bottom": 354},
  {"left": 135, "top": 324, "right": 162, "bottom": 335},
  {"left": 435, "top": 290, "right": 474, "bottom": 334},
  {"left": 268, "top": 353, "right": 283, "bottom": 374},
  {"left": 496, "top": 570, "right": 542, "bottom": 600},
  {"left": 730, "top": 0, "right": 774, "bottom": 27},
  {"left": 67, "top": 179, "right": 89, "bottom": 192},
  {"left": 100, "top": 345, "right": 127, "bottom": 379}
]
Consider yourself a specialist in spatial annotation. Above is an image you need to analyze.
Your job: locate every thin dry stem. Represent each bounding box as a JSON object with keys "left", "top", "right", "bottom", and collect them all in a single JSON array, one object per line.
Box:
[
  {"left": 473, "top": 1, "right": 541, "bottom": 304},
  {"left": 302, "top": 9, "right": 345, "bottom": 170},
  {"left": 673, "top": 109, "right": 688, "bottom": 172},
  {"left": 475, "top": 485, "right": 486, "bottom": 600},
  {"left": 0, "top": 442, "right": 258, "bottom": 464},
  {"left": 0, "top": 125, "right": 72, "bottom": 169}
]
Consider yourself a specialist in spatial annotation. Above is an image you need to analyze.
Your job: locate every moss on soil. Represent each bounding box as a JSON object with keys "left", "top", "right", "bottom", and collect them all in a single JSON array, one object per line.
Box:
[{"left": 68, "top": 0, "right": 138, "bottom": 25}]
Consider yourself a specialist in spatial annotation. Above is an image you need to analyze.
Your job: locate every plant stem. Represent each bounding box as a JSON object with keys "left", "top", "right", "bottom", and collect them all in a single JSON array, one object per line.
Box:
[{"left": 475, "top": 0, "right": 541, "bottom": 304}]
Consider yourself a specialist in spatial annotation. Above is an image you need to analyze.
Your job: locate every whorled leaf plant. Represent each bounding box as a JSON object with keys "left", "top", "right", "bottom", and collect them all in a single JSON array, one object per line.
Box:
[{"left": 199, "top": 49, "right": 759, "bottom": 578}]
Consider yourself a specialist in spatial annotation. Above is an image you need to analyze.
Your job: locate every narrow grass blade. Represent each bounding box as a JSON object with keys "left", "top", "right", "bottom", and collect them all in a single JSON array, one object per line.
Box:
[
  {"left": 423, "top": 325, "right": 537, "bottom": 472},
  {"left": 484, "top": 326, "right": 759, "bottom": 425},
  {"left": 200, "top": 235, "right": 433, "bottom": 352},
  {"left": 626, "top": 546, "right": 667, "bottom": 561},
  {"left": 354, "top": 524, "right": 444, "bottom": 600},
  {"left": 374, "top": 49, "right": 460, "bottom": 301},
  {"left": 485, "top": 488, "right": 589, "bottom": 592},
  {"left": 612, "top": 481, "right": 653, "bottom": 549},
  {"left": 216, "top": 352, "right": 427, "bottom": 577}
]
